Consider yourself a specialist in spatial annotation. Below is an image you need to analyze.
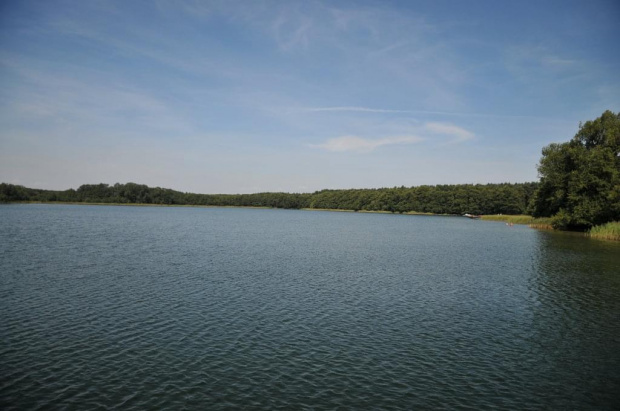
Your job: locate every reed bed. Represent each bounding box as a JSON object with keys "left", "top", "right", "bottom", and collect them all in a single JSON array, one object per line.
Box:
[
  {"left": 589, "top": 221, "right": 620, "bottom": 241},
  {"left": 481, "top": 214, "right": 533, "bottom": 224},
  {"left": 479, "top": 214, "right": 620, "bottom": 239},
  {"left": 481, "top": 214, "right": 554, "bottom": 229},
  {"left": 528, "top": 218, "right": 554, "bottom": 230}
]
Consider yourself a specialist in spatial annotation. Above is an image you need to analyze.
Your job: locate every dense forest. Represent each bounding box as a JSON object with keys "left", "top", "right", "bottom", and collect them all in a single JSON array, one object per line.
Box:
[
  {"left": 531, "top": 110, "right": 620, "bottom": 229},
  {"left": 0, "top": 182, "right": 538, "bottom": 216}
]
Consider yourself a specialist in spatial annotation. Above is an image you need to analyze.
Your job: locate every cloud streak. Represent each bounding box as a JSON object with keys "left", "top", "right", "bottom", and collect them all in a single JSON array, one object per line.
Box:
[
  {"left": 294, "top": 106, "right": 555, "bottom": 120},
  {"left": 299, "top": 106, "right": 411, "bottom": 114},
  {"left": 425, "top": 122, "right": 474, "bottom": 142},
  {"left": 312, "top": 135, "right": 423, "bottom": 153},
  {"left": 311, "top": 122, "right": 474, "bottom": 153}
]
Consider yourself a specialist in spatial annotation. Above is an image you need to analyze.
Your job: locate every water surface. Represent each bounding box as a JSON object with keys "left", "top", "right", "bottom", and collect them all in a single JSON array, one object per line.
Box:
[{"left": 1, "top": 204, "right": 619, "bottom": 409}]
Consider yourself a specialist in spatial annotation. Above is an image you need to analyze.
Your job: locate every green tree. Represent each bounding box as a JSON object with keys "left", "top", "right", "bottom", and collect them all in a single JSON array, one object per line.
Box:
[{"left": 532, "top": 110, "right": 620, "bottom": 229}]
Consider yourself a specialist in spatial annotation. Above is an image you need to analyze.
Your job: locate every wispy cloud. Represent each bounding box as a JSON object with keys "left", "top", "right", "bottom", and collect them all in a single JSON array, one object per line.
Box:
[
  {"left": 425, "top": 122, "right": 474, "bottom": 142},
  {"left": 0, "top": 53, "right": 192, "bottom": 138},
  {"left": 272, "top": 13, "right": 314, "bottom": 51},
  {"left": 541, "top": 56, "right": 576, "bottom": 67},
  {"left": 369, "top": 41, "right": 411, "bottom": 57},
  {"left": 299, "top": 106, "right": 411, "bottom": 114},
  {"left": 504, "top": 45, "right": 586, "bottom": 85},
  {"left": 293, "top": 106, "right": 549, "bottom": 119},
  {"left": 307, "top": 121, "right": 473, "bottom": 154},
  {"left": 311, "top": 135, "right": 423, "bottom": 153}
]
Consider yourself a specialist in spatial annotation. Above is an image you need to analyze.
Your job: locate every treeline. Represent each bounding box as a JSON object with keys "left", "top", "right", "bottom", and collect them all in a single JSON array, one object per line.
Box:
[
  {"left": 531, "top": 110, "right": 620, "bottom": 230},
  {"left": 0, "top": 181, "right": 539, "bottom": 215}
]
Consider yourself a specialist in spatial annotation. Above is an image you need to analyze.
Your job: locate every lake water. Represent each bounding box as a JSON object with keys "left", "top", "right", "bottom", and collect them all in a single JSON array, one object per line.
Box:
[{"left": 1, "top": 204, "right": 620, "bottom": 410}]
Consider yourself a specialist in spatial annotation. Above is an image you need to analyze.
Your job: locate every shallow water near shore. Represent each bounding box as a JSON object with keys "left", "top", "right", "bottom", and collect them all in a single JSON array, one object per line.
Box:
[{"left": 1, "top": 204, "right": 620, "bottom": 409}]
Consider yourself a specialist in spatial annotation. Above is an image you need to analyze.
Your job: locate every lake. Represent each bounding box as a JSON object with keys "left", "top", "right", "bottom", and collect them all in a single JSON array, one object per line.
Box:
[{"left": 1, "top": 204, "right": 619, "bottom": 410}]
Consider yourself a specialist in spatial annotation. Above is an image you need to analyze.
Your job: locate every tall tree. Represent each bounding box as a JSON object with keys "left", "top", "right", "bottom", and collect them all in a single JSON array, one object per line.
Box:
[{"left": 532, "top": 110, "right": 620, "bottom": 229}]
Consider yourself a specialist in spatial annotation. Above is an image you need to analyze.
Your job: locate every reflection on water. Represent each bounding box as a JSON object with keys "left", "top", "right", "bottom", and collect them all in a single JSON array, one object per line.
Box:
[
  {"left": 527, "top": 230, "right": 620, "bottom": 408},
  {"left": 0, "top": 205, "right": 619, "bottom": 410}
]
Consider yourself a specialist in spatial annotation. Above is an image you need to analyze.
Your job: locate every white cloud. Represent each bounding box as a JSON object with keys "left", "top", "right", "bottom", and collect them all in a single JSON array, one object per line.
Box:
[
  {"left": 312, "top": 135, "right": 422, "bottom": 153},
  {"left": 425, "top": 122, "right": 474, "bottom": 142}
]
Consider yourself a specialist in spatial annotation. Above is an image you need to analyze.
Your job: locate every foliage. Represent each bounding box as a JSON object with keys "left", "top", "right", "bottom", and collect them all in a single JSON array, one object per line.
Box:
[
  {"left": 0, "top": 182, "right": 538, "bottom": 216},
  {"left": 531, "top": 110, "right": 620, "bottom": 229}
]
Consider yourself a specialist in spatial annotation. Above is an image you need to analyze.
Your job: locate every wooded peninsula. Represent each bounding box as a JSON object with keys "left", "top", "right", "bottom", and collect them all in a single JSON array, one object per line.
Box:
[{"left": 0, "top": 181, "right": 539, "bottom": 216}]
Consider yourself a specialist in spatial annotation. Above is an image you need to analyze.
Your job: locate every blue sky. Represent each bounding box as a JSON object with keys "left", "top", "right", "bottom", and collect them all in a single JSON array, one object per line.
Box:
[{"left": 1, "top": 0, "right": 619, "bottom": 193}]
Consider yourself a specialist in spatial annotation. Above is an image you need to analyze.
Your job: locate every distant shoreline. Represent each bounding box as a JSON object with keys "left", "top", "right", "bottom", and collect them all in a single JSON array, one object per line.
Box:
[
  {"left": 3, "top": 201, "right": 456, "bottom": 216},
  {"left": 2, "top": 201, "right": 273, "bottom": 209},
  {"left": 0, "top": 181, "right": 539, "bottom": 217},
  {"left": 0, "top": 201, "right": 566, "bottom": 221},
  {"left": 0, "top": 201, "right": 535, "bottom": 220},
  {"left": 5, "top": 201, "right": 443, "bottom": 213},
  {"left": 300, "top": 207, "right": 443, "bottom": 216}
]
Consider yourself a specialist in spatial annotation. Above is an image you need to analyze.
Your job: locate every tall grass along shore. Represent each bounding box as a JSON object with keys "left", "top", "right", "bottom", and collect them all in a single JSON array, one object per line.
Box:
[
  {"left": 480, "top": 214, "right": 554, "bottom": 229},
  {"left": 589, "top": 222, "right": 620, "bottom": 241}
]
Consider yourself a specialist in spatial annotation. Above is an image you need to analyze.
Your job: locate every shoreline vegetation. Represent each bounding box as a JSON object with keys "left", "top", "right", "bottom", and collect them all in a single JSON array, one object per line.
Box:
[
  {"left": 481, "top": 214, "right": 620, "bottom": 241},
  {"left": 480, "top": 214, "right": 554, "bottom": 229},
  {"left": 5, "top": 201, "right": 446, "bottom": 216},
  {"left": 0, "top": 181, "right": 539, "bottom": 215},
  {"left": 6, "top": 201, "right": 274, "bottom": 209},
  {"left": 530, "top": 110, "right": 619, "bottom": 231},
  {"left": 588, "top": 221, "right": 620, "bottom": 241}
]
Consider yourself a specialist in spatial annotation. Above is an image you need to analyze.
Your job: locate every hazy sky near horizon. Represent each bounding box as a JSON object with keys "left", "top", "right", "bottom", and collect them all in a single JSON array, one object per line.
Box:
[{"left": 1, "top": 0, "right": 619, "bottom": 194}]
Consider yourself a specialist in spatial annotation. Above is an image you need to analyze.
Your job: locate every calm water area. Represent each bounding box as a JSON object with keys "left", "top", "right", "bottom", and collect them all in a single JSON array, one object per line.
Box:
[{"left": 1, "top": 204, "right": 620, "bottom": 410}]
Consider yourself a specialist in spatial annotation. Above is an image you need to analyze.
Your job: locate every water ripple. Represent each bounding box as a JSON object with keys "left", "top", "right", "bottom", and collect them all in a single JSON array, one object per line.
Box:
[{"left": 1, "top": 205, "right": 620, "bottom": 409}]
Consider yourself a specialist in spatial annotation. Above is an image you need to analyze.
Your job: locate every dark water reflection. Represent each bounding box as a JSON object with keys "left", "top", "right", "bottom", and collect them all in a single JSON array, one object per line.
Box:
[
  {"left": 1, "top": 205, "right": 619, "bottom": 410},
  {"left": 526, "top": 231, "right": 620, "bottom": 408}
]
